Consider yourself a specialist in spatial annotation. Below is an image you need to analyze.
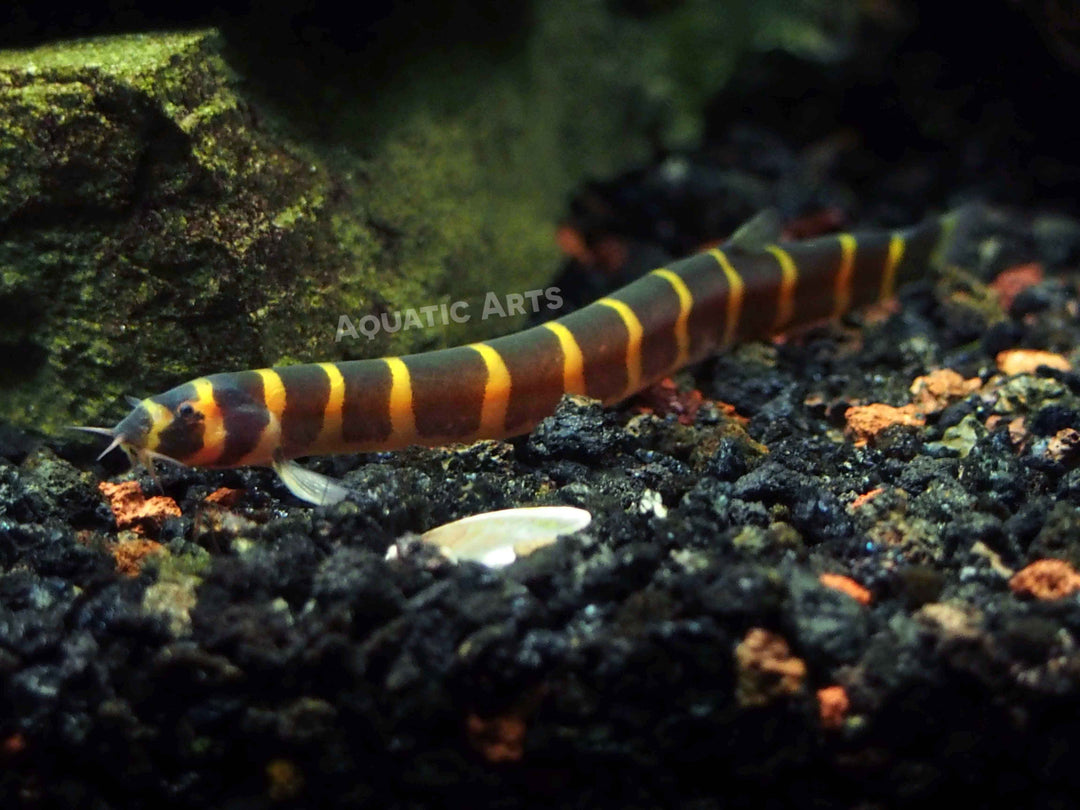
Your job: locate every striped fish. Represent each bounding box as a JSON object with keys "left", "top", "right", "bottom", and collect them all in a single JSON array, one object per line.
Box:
[{"left": 75, "top": 208, "right": 969, "bottom": 505}]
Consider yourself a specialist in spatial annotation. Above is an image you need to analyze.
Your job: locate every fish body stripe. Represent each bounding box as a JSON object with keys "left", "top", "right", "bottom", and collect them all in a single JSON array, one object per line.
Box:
[
  {"left": 315, "top": 362, "right": 345, "bottom": 453},
  {"left": 706, "top": 248, "right": 745, "bottom": 349},
  {"left": 256, "top": 369, "right": 286, "bottom": 418},
  {"left": 486, "top": 326, "right": 566, "bottom": 435},
  {"left": 340, "top": 359, "right": 393, "bottom": 447},
  {"left": 774, "top": 236, "right": 844, "bottom": 326},
  {"left": 234, "top": 368, "right": 286, "bottom": 466},
  {"left": 141, "top": 398, "right": 172, "bottom": 453},
  {"left": 833, "top": 233, "right": 857, "bottom": 318},
  {"left": 469, "top": 342, "right": 512, "bottom": 438},
  {"left": 668, "top": 252, "right": 742, "bottom": 360},
  {"left": 146, "top": 381, "right": 203, "bottom": 463},
  {"left": 542, "top": 321, "right": 587, "bottom": 396},
  {"left": 555, "top": 304, "right": 630, "bottom": 402},
  {"left": 596, "top": 297, "right": 643, "bottom": 395},
  {"left": 384, "top": 355, "right": 417, "bottom": 444},
  {"left": 401, "top": 347, "right": 486, "bottom": 441},
  {"left": 205, "top": 371, "right": 270, "bottom": 467},
  {"left": 275, "top": 364, "right": 331, "bottom": 455},
  {"left": 880, "top": 233, "right": 906, "bottom": 301},
  {"left": 136, "top": 211, "right": 962, "bottom": 469},
  {"left": 188, "top": 378, "right": 226, "bottom": 466},
  {"left": 606, "top": 272, "right": 682, "bottom": 389},
  {"left": 764, "top": 245, "right": 798, "bottom": 332},
  {"left": 650, "top": 268, "right": 693, "bottom": 367},
  {"left": 849, "top": 234, "right": 895, "bottom": 308}
]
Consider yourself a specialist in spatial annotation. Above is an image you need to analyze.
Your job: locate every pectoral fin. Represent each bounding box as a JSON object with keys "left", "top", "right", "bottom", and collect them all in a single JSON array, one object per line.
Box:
[{"left": 272, "top": 458, "right": 351, "bottom": 506}]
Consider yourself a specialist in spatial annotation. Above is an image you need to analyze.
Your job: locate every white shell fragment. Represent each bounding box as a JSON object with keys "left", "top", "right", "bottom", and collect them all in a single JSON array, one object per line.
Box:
[{"left": 418, "top": 506, "right": 592, "bottom": 567}]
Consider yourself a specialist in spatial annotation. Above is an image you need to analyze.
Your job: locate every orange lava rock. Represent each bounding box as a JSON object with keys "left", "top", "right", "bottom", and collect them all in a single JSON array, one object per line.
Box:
[
  {"left": 819, "top": 573, "right": 872, "bottom": 605},
  {"left": 715, "top": 399, "right": 750, "bottom": 426},
  {"left": 996, "top": 349, "right": 1072, "bottom": 376},
  {"left": 816, "top": 686, "right": 850, "bottom": 730},
  {"left": 985, "top": 415, "right": 1028, "bottom": 447},
  {"left": 98, "top": 480, "right": 181, "bottom": 536},
  {"left": 555, "top": 224, "right": 590, "bottom": 263},
  {"left": 1009, "top": 416, "right": 1028, "bottom": 447},
  {"left": 265, "top": 758, "right": 304, "bottom": 802},
  {"left": 634, "top": 378, "right": 703, "bottom": 425},
  {"left": 2, "top": 732, "right": 26, "bottom": 756},
  {"left": 1009, "top": 559, "right": 1080, "bottom": 600},
  {"left": 735, "top": 628, "right": 807, "bottom": 707},
  {"left": 205, "top": 487, "right": 244, "bottom": 506},
  {"left": 990, "top": 262, "right": 1043, "bottom": 311},
  {"left": 555, "top": 226, "right": 626, "bottom": 274},
  {"left": 1045, "top": 428, "right": 1080, "bottom": 464},
  {"left": 909, "top": 369, "right": 982, "bottom": 414},
  {"left": 850, "top": 487, "right": 884, "bottom": 509},
  {"left": 113, "top": 538, "right": 165, "bottom": 577},
  {"left": 466, "top": 713, "right": 527, "bottom": 763},
  {"left": 844, "top": 403, "right": 924, "bottom": 447}
]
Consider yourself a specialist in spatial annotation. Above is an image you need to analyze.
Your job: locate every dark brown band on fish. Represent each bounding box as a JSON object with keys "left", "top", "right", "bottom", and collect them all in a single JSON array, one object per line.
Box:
[
  {"left": 608, "top": 261, "right": 685, "bottom": 381},
  {"left": 845, "top": 233, "right": 894, "bottom": 309},
  {"left": 278, "top": 363, "right": 331, "bottom": 455},
  {"left": 486, "top": 325, "right": 566, "bottom": 435},
  {"left": 212, "top": 373, "right": 269, "bottom": 467},
  {"left": 340, "top": 357, "right": 394, "bottom": 446},
  {"left": 404, "top": 346, "right": 487, "bottom": 440},
  {"left": 557, "top": 303, "right": 630, "bottom": 403},
  {"left": 781, "top": 237, "right": 846, "bottom": 325}
]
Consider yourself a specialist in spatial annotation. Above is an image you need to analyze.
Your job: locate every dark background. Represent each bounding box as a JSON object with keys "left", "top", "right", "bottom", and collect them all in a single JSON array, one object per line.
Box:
[{"left": 4, "top": 0, "right": 1080, "bottom": 212}]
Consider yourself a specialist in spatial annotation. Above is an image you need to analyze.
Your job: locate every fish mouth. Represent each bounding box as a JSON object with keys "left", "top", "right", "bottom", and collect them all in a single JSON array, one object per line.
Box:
[
  {"left": 66, "top": 425, "right": 183, "bottom": 469},
  {"left": 67, "top": 425, "right": 130, "bottom": 461}
]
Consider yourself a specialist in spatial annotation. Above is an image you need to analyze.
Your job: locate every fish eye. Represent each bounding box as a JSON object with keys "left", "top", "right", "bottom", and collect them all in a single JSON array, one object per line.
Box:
[{"left": 178, "top": 402, "right": 196, "bottom": 418}]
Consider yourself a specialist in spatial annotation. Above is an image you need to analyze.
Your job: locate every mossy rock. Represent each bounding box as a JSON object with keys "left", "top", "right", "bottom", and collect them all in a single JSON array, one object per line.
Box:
[
  {"left": 0, "top": 31, "right": 386, "bottom": 432},
  {"left": 0, "top": 28, "right": 516, "bottom": 433},
  {"left": 0, "top": 1, "right": 810, "bottom": 434}
]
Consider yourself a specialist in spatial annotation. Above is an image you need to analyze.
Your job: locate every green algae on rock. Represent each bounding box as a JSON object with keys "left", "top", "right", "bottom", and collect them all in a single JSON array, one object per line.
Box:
[
  {"left": 0, "top": 30, "right": 376, "bottom": 433},
  {"left": 0, "top": 1, "right": 819, "bottom": 436},
  {"left": 0, "top": 30, "right": 563, "bottom": 435}
]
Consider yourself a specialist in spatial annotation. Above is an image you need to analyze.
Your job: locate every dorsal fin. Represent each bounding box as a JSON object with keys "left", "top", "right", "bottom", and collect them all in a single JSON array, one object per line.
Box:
[{"left": 726, "top": 209, "right": 784, "bottom": 253}]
